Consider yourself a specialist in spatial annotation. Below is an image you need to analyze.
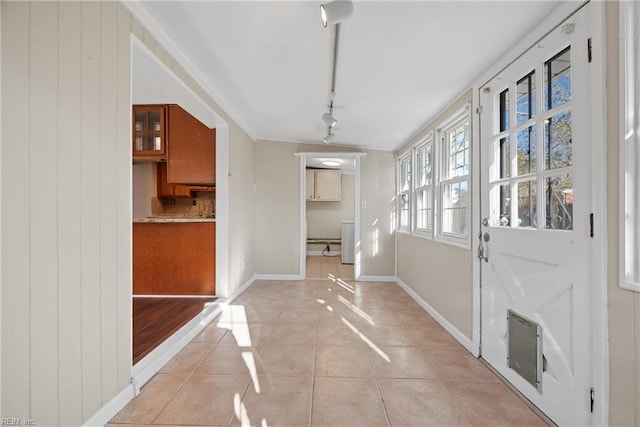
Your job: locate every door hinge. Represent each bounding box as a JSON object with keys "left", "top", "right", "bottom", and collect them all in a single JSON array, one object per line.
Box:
[
  {"left": 476, "top": 106, "right": 483, "bottom": 114},
  {"left": 590, "top": 387, "right": 595, "bottom": 413},
  {"left": 587, "top": 38, "right": 592, "bottom": 63},
  {"left": 590, "top": 213, "right": 594, "bottom": 238}
]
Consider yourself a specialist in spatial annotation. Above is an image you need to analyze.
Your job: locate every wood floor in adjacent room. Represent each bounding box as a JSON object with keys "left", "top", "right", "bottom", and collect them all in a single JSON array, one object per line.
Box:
[
  {"left": 133, "top": 296, "right": 217, "bottom": 365},
  {"left": 306, "top": 255, "right": 354, "bottom": 280},
  {"left": 113, "top": 280, "right": 545, "bottom": 426}
]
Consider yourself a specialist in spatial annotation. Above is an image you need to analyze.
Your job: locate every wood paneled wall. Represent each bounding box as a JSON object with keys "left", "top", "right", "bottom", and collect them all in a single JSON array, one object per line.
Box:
[{"left": 1, "top": 2, "right": 132, "bottom": 424}]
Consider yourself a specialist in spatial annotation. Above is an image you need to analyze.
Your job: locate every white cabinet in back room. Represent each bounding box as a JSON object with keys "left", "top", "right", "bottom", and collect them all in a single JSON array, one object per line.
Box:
[{"left": 306, "top": 169, "right": 341, "bottom": 201}]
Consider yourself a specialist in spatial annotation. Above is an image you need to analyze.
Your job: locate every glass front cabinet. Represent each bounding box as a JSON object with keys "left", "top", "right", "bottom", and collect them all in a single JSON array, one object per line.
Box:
[{"left": 133, "top": 105, "right": 166, "bottom": 159}]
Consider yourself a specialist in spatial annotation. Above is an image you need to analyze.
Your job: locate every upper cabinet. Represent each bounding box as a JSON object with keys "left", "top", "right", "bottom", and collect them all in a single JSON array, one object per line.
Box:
[
  {"left": 307, "top": 169, "right": 341, "bottom": 201},
  {"left": 133, "top": 105, "right": 166, "bottom": 160},
  {"left": 132, "top": 104, "right": 216, "bottom": 185},
  {"left": 167, "top": 105, "right": 216, "bottom": 185}
]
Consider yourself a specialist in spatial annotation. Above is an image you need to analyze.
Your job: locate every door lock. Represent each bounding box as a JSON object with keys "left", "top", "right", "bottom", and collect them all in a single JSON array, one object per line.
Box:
[{"left": 477, "top": 231, "right": 490, "bottom": 263}]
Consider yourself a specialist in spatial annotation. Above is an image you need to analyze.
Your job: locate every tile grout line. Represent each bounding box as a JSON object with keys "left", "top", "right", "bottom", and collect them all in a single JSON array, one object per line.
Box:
[
  {"left": 145, "top": 318, "right": 230, "bottom": 425},
  {"left": 359, "top": 284, "right": 394, "bottom": 427},
  {"left": 308, "top": 283, "right": 321, "bottom": 427}
]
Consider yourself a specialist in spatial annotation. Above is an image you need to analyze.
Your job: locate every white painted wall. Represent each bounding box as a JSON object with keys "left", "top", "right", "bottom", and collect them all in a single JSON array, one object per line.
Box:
[
  {"left": 1, "top": 2, "right": 132, "bottom": 423},
  {"left": 254, "top": 139, "right": 301, "bottom": 274},
  {"left": 254, "top": 139, "right": 395, "bottom": 277},
  {"left": 359, "top": 150, "right": 397, "bottom": 278},
  {"left": 395, "top": 90, "right": 473, "bottom": 339}
]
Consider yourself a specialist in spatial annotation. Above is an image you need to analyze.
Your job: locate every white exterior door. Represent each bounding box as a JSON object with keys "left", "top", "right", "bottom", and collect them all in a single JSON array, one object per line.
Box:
[{"left": 479, "top": 5, "right": 594, "bottom": 425}]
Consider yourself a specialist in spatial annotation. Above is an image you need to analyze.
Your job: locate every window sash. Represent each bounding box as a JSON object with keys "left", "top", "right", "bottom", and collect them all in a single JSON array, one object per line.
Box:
[
  {"left": 436, "top": 109, "right": 471, "bottom": 246},
  {"left": 413, "top": 139, "right": 433, "bottom": 235},
  {"left": 398, "top": 154, "right": 412, "bottom": 232}
]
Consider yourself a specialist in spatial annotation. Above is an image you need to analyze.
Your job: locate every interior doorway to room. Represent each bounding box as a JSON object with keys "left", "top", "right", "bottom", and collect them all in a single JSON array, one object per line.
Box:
[
  {"left": 130, "top": 37, "right": 223, "bottom": 367},
  {"left": 300, "top": 154, "right": 359, "bottom": 281},
  {"left": 478, "top": 4, "right": 603, "bottom": 425}
]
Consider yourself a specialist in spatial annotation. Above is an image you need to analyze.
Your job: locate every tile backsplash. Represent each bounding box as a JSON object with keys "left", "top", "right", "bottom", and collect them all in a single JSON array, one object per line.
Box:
[{"left": 151, "top": 193, "right": 215, "bottom": 218}]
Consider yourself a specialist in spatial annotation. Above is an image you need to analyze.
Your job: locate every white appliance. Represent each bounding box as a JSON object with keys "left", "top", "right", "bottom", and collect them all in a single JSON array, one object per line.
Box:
[{"left": 341, "top": 220, "right": 354, "bottom": 264}]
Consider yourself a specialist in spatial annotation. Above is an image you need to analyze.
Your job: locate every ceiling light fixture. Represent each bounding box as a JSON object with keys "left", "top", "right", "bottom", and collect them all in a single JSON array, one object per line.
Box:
[
  {"left": 323, "top": 131, "right": 336, "bottom": 144},
  {"left": 322, "top": 112, "right": 337, "bottom": 127},
  {"left": 319, "top": 1, "right": 353, "bottom": 144},
  {"left": 320, "top": 1, "right": 354, "bottom": 28},
  {"left": 322, "top": 160, "right": 341, "bottom": 167}
]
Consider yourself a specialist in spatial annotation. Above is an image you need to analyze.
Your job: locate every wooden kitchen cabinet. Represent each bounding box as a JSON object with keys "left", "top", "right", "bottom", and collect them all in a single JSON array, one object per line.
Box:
[
  {"left": 133, "top": 222, "right": 216, "bottom": 295},
  {"left": 167, "top": 105, "right": 216, "bottom": 185},
  {"left": 306, "top": 169, "right": 341, "bottom": 201},
  {"left": 157, "top": 162, "right": 191, "bottom": 197},
  {"left": 133, "top": 105, "right": 166, "bottom": 160}
]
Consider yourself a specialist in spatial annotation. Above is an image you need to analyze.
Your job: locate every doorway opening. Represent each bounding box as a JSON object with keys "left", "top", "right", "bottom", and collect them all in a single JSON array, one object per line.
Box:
[
  {"left": 130, "top": 36, "right": 228, "bottom": 370},
  {"left": 297, "top": 152, "right": 365, "bottom": 281}
]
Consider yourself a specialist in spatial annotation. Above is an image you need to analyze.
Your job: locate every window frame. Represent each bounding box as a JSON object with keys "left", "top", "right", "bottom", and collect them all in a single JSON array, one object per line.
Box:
[
  {"left": 620, "top": 0, "right": 640, "bottom": 292},
  {"left": 412, "top": 134, "right": 434, "bottom": 238},
  {"left": 397, "top": 151, "right": 412, "bottom": 234},
  {"left": 435, "top": 107, "right": 471, "bottom": 248}
]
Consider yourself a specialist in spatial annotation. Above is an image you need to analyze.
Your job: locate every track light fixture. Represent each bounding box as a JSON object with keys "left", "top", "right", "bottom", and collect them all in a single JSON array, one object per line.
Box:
[
  {"left": 320, "top": 0, "right": 354, "bottom": 28},
  {"left": 322, "top": 112, "right": 337, "bottom": 127},
  {"left": 323, "top": 130, "right": 336, "bottom": 144}
]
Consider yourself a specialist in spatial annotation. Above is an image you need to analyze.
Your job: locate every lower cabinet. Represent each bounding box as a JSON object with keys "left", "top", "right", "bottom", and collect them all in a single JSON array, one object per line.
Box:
[{"left": 133, "top": 222, "right": 215, "bottom": 295}]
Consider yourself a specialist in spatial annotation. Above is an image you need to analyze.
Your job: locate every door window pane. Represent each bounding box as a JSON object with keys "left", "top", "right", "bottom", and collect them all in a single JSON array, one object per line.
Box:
[
  {"left": 500, "top": 89, "right": 510, "bottom": 132},
  {"left": 517, "top": 180, "right": 537, "bottom": 228},
  {"left": 544, "top": 47, "right": 571, "bottom": 110},
  {"left": 545, "top": 174, "right": 573, "bottom": 230},
  {"left": 516, "top": 71, "right": 536, "bottom": 124},
  {"left": 500, "top": 136, "right": 511, "bottom": 179},
  {"left": 517, "top": 125, "right": 537, "bottom": 175},
  {"left": 544, "top": 111, "right": 572, "bottom": 170},
  {"left": 491, "top": 183, "right": 511, "bottom": 227},
  {"left": 442, "top": 181, "right": 469, "bottom": 235}
]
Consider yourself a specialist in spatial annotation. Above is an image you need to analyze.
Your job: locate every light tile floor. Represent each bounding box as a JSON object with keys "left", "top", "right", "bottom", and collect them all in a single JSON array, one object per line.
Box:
[
  {"left": 110, "top": 279, "right": 545, "bottom": 427},
  {"left": 306, "top": 255, "right": 354, "bottom": 280}
]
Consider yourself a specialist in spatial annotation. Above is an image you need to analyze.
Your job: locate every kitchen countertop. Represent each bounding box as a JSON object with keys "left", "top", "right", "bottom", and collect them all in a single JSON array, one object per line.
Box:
[{"left": 133, "top": 217, "right": 216, "bottom": 223}]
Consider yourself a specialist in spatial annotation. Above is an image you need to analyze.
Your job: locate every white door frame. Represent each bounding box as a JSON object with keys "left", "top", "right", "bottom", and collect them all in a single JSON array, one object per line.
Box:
[
  {"left": 295, "top": 152, "right": 366, "bottom": 280},
  {"left": 470, "top": 1, "right": 608, "bottom": 423}
]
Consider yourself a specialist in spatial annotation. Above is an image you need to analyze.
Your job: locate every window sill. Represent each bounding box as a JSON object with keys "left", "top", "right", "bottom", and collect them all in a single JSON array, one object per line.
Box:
[{"left": 434, "top": 234, "right": 471, "bottom": 250}]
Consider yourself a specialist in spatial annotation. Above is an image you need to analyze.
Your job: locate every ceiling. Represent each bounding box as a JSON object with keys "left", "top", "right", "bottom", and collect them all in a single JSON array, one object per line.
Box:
[{"left": 128, "top": 1, "right": 563, "bottom": 152}]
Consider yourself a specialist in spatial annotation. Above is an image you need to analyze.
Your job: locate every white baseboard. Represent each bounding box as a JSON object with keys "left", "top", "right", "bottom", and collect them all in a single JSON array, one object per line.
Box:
[
  {"left": 85, "top": 274, "right": 258, "bottom": 427},
  {"left": 306, "top": 251, "right": 342, "bottom": 256},
  {"left": 84, "top": 303, "right": 221, "bottom": 426},
  {"left": 255, "top": 274, "right": 304, "bottom": 280},
  {"left": 83, "top": 383, "right": 135, "bottom": 426},
  {"left": 396, "top": 277, "right": 476, "bottom": 355},
  {"left": 219, "top": 273, "right": 257, "bottom": 303},
  {"left": 357, "top": 275, "right": 397, "bottom": 282}
]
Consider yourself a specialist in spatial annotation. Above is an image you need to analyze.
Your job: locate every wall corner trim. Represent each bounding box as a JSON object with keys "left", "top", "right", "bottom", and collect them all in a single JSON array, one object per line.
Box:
[{"left": 396, "top": 277, "right": 477, "bottom": 356}]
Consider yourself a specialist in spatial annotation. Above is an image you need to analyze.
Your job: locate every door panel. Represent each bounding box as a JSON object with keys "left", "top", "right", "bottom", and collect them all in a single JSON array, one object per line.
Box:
[{"left": 479, "top": 5, "right": 592, "bottom": 425}]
